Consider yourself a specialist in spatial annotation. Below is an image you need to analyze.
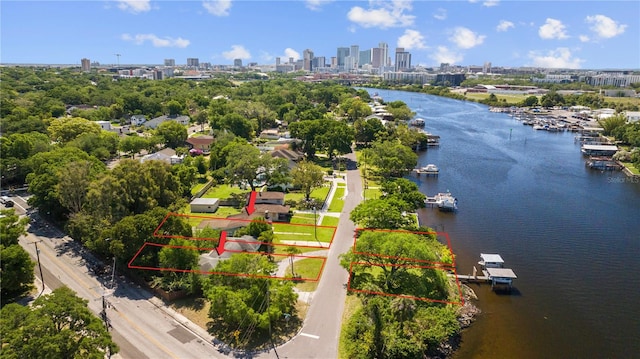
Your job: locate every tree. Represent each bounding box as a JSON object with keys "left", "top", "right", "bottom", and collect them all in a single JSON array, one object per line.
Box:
[
  {"left": 118, "top": 135, "right": 149, "bottom": 158},
  {"left": 284, "top": 246, "right": 302, "bottom": 277},
  {"left": 340, "top": 231, "right": 447, "bottom": 296},
  {"left": 354, "top": 117, "right": 385, "bottom": 146},
  {"left": 0, "top": 209, "right": 29, "bottom": 247},
  {"left": 291, "top": 160, "right": 325, "bottom": 201},
  {"left": 156, "top": 120, "right": 188, "bottom": 148},
  {"left": 47, "top": 117, "right": 101, "bottom": 143},
  {"left": 56, "top": 161, "right": 96, "bottom": 214},
  {"left": 521, "top": 95, "right": 539, "bottom": 107},
  {"left": 380, "top": 178, "right": 426, "bottom": 211},
  {"left": 224, "top": 142, "right": 265, "bottom": 191},
  {"left": 194, "top": 110, "right": 208, "bottom": 133},
  {"left": 0, "top": 287, "right": 119, "bottom": 358},
  {"left": 0, "top": 244, "right": 35, "bottom": 303},
  {"left": 361, "top": 140, "right": 417, "bottom": 178},
  {"left": 205, "top": 254, "right": 297, "bottom": 347},
  {"left": 598, "top": 114, "right": 627, "bottom": 136},
  {"left": 320, "top": 120, "right": 354, "bottom": 159},
  {"left": 165, "top": 100, "right": 184, "bottom": 116},
  {"left": 340, "top": 97, "right": 372, "bottom": 122},
  {"left": 289, "top": 119, "right": 327, "bottom": 158},
  {"left": 350, "top": 199, "right": 413, "bottom": 230}
]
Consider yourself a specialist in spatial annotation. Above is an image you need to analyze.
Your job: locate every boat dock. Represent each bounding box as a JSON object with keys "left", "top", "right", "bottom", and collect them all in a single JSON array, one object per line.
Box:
[
  {"left": 425, "top": 192, "right": 457, "bottom": 211},
  {"left": 454, "top": 254, "right": 517, "bottom": 291},
  {"left": 414, "top": 164, "right": 439, "bottom": 176}
]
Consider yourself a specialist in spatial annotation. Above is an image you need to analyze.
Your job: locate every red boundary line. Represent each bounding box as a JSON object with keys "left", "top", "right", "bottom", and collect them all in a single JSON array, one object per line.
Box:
[
  {"left": 347, "top": 261, "right": 464, "bottom": 305},
  {"left": 153, "top": 213, "right": 337, "bottom": 249},
  {"left": 127, "top": 242, "right": 327, "bottom": 281},
  {"left": 352, "top": 228, "right": 456, "bottom": 268}
]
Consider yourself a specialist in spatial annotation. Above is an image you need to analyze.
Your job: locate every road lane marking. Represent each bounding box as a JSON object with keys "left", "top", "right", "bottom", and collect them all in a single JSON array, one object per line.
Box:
[{"left": 300, "top": 333, "right": 320, "bottom": 339}]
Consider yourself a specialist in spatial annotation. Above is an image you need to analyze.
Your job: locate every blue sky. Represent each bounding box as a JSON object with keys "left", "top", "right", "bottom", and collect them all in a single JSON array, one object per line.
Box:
[{"left": 1, "top": 0, "right": 638, "bottom": 69}]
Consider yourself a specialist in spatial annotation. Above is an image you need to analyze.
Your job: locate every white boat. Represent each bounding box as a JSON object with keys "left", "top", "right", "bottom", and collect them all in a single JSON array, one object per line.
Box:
[
  {"left": 425, "top": 191, "right": 457, "bottom": 211},
  {"left": 409, "top": 118, "right": 426, "bottom": 127},
  {"left": 415, "top": 164, "right": 439, "bottom": 175}
]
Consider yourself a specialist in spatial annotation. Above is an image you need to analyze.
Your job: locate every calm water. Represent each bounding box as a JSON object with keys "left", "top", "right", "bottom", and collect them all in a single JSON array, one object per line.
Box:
[{"left": 365, "top": 88, "right": 640, "bottom": 359}]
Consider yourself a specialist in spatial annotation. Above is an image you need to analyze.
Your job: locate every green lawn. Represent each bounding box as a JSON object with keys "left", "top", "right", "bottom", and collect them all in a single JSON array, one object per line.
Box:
[
  {"left": 621, "top": 161, "right": 640, "bottom": 175},
  {"left": 327, "top": 187, "right": 345, "bottom": 212},
  {"left": 290, "top": 213, "right": 316, "bottom": 225},
  {"left": 203, "top": 184, "right": 249, "bottom": 199},
  {"left": 464, "top": 92, "right": 532, "bottom": 104},
  {"left": 190, "top": 177, "right": 210, "bottom": 195},
  {"left": 284, "top": 258, "right": 325, "bottom": 292},
  {"left": 272, "top": 222, "right": 335, "bottom": 244},
  {"left": 284, "top": 185, "right": 330, "bottom": 205},
  {"left": 321, "top": 216, "right": 339, "bottom": 227},
  {"left": 363, "top": 188, "right": 382, "bottom": 200}
]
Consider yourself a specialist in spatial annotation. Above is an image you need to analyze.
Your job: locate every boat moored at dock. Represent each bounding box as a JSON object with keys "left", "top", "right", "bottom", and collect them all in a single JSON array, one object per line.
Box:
[
  {"left": 414, "top": 164, "right": 439, "bottom": 176},
  {"left": 425, "top": 191, "right": 457, "bottom": 211},
  {"left": 456, "top": 253, "right": 517, "bottom": 292}
]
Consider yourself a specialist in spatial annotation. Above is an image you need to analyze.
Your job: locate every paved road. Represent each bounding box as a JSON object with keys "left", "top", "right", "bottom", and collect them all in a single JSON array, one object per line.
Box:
[
  {"left": 258, "top": 151, "right": 363, "bottom": 359},
  {"left": 14, "top": 198, "right": 228, "bottom": 359}
]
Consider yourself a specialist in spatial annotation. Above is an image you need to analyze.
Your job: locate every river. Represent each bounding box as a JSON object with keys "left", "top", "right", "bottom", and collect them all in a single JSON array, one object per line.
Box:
[{"left": 363, "top": 88, "right": 640, "bottom": 358}]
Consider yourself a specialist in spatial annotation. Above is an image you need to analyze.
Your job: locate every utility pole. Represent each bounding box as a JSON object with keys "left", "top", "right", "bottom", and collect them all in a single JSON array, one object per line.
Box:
[
  {"left": 110, "top": 256, "right": 116, "bottom": 289},
  {"left": 30, "top": 240, "right": 45, "bottom": 297}
]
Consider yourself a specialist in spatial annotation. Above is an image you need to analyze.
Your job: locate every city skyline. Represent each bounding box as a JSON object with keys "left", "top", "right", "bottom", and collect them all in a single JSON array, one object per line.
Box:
[{"left": 1, "top": 1, "right": 638, "bottom": 69}]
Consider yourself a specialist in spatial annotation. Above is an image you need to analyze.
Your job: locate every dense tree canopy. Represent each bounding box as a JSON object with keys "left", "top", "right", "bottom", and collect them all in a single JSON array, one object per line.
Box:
[
  {"left": 0, "top": 287, "right": 119, "bottom": 358},
  {"left": 361, "top": 140, "right": 418, "bottom": 178}
]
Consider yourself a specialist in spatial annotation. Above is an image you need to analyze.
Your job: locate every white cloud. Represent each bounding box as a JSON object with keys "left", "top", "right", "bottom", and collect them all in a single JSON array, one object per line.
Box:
[
  {"left": 579, "top": 35, "right": 590, "bottom": 42},
  {"left": 585, "top": 15, "right": 626, "bottom": 39},
  {"left": 398, "top": 29, "right": 426, "bottom": 50},
  {"left": 283, "top": 48, "right": 301, "bottom": 61},
  {"left": 528, "top": 48, "right": 584, "bottom": 69},
  {"left": 539, "top": 18, "right": 568, "bottom": 39},
  {"left": 347, "top": 0, "right": 415, "bottom": 29},
  {"left": 121, "top": 33, "right": 190, "bottom": 48},
  {"left": 202, "top": 0, "right": 231, "bottom": 16},
  {"left": 450, "top": 27, "right": 485, "bottom": 49},
  {"left": 222, "top": 45, "right": 251, "bottom": 60},
  {"left": 116, "top": 0, "right": 151, "bottom": 13},
  {"left": 496, "top": 20, "right": 514, "bottom": 32},
  {"left": 483, "top": 0, "right": 499, "bottom": 7},
  {"left": 305, "top": 0, "right": 333, "bottom": 11},
  {"left": 430, "top": 46, "right": 463, "bottom": 65},
  {"left": 433, "top": 8, "right": 447, "bottom": 20}
]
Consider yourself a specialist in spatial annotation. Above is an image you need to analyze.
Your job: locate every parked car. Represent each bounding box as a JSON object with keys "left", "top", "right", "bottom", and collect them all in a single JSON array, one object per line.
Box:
[{"left": 0, "top": 196, "right": 14, "bottom": 207}]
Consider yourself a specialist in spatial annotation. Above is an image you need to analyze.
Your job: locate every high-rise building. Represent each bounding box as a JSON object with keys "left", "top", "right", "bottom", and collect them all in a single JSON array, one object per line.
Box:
[
  {"left": 81, "top": 58, "right": 91, "bottom": 72},
  {"left": 313, "top": 56, "right": 326, "bottom": 69},
  {"left": 303, "top": 49, "right": 314, "bottom": 72},
  {"left": 359, "top": 49, "right": 371, "bottom": 67},
  {"left": 337, "top": 47, "right": 350, "bottom": 70},
  {"left": 372, "top": 48, "right": 382, "bottom": 68},
  {"left": 234, "top": 59, "right": 243, "bottom": 67},
  {"left": 187, "top": 58, "right": 199, "bottom": 68},
  {"left": 331, "top": 57, "right": 337, "bottom": 68},
  {"left": 164, "top": 58, "right": 175, "bottom": 67},
  {"left": 276, "top": 57, "right": 281, "bottom": 65},
  {"left": 483, "top": 61, "right": 492, "bottom": 74},
  {"left": 379, "top": 42, "right": 389, "bottom": 67},
  {"left": 350, "top": 45, "right": 360, "bottom": 68},
  {"left": 395, "top": 48, "right": 411, "bottom": 71}
]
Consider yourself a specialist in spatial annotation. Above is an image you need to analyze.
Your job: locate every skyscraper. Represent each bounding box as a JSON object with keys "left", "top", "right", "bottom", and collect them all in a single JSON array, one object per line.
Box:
[
  {"left": 359, "top": 49, "right": 372, "bottom": 67},
  {"left": 379, "top": 42, "right": 389, "bottom": 68},
  {"left": 187, "top": 58, "right": 199, "bottom": 68},
  {"left": 164, "top": 59, "right": 176, "bottom": 67},
  {"left": 234, "top": 59, "right": 243, "bottom": 67},
  {"left": 303, "top": 49, "right": 314, "bottom": 72},
  {"left": 395, "top": 48, "right": 411, "bottom": 71},
  {"left": 350, "top": 45, "right": 360, "bottom": 69},
  {"left": 81, "top": 58, "right": 91, "bottom": 72},
  {"left": 337, "top": 47, "right": 350, "bottom": 70}
]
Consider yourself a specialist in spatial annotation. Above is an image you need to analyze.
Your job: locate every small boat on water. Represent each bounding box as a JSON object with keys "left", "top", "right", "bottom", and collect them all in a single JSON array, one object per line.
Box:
[
  {"left": 409, "top": 118, "right": 426, "bottom": 127},
  {"left": 425, "top": 191, "right": 457, "bottom": 211},
  {"left": 414, "top": 164, "right": 439, "bottom": 176}
]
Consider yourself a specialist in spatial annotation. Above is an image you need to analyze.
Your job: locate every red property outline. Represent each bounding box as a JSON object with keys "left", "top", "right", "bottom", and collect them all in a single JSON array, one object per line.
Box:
[
  {"left": 347, "top": 261, "right": 464, "bottom": 305},
  {"left": 153, "top": 212, "right": 337, "bottom": 249},
  {"left": 128, "top": 242, "right": 327, "bottom": 281},
  {"left": 352, "top": 228, "right": 456, "bottom": 268}
]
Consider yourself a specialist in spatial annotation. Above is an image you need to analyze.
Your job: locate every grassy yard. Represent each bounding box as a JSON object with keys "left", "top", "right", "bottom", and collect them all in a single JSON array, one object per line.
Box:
[
  {"left": 282, "top": 258, "right": 325, "bottom": 291},
  {"left": 170, "top": 297, "right": 211, "bottom": 331},
  {"left": 203, "top": 184, "right": 249, "bottom": 199},
  {"left": 190, "top": 177, "right": 211, "bottom": 195},
  {"left": 363, "top": 187, "right": 382, "bottom": 200},
  {"left": 272, "top": 222, "right": 335, "bottom": 244},
  {"left": 327, "top": 187, "right": 345, "bottom": 212},
  {"left": 464, "top": 92, "right": 532, "bottom": 104},
  {"left": 284, "top": 185, "right": 330, "bottom": 205},
  {"left": 621, "top": 161, "right": 640, "bottom": 175},
  {"left": 602, "top": 96, "right": 640, "bottom": 106},
  {"left": 290, "top": 213, "right": 316, "bottom": 225},
  {"left": 321, "top": 216, "right": 339, "bottom": 227}
]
